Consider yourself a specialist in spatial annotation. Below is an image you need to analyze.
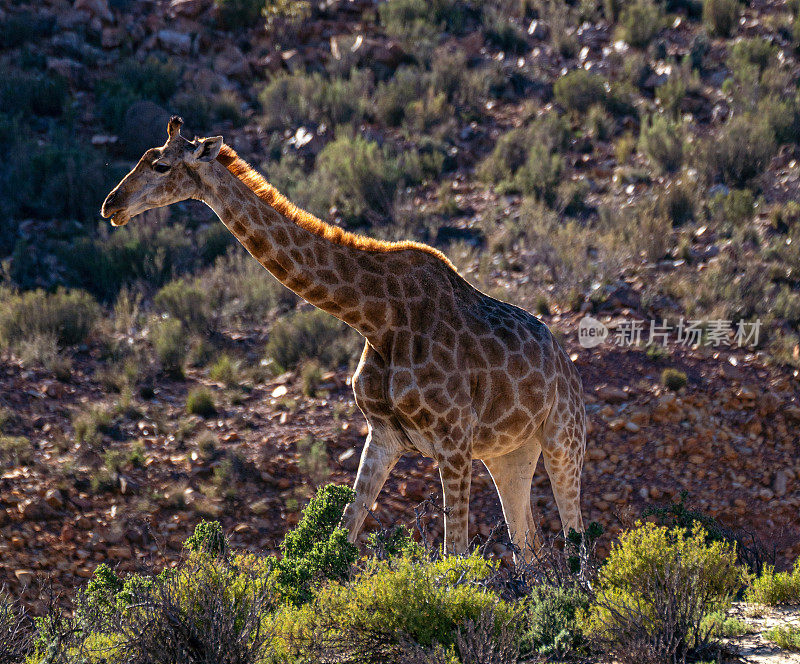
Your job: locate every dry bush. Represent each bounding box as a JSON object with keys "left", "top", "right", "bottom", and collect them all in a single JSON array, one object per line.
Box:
[
  {"left": 94, "top": 557, "right": 275, "bottom": 664},
  {"left": 0, "top": 592, "right": 32, "bottom": 664}
]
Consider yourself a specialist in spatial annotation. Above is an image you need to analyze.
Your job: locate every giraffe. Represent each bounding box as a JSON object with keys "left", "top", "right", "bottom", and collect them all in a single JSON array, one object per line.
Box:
[{"left": 101, "top": 117, "right": 586, "bottom": 559}]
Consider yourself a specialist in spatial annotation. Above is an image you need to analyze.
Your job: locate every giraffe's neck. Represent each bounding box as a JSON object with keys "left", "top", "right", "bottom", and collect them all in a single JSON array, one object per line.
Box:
[{"left": 198, "top": 162, "right": 391, "bottom": 347}]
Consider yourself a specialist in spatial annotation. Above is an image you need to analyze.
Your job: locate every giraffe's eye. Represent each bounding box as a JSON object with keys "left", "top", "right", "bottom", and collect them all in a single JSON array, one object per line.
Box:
[{"left": 153, "top": 162, "right": 171, "bottom": 174}]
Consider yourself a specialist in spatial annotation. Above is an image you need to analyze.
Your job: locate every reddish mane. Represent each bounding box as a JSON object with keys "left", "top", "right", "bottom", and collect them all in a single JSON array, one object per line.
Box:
[{"left": 216, "top": 144, "right": 455, "bottom": 268}]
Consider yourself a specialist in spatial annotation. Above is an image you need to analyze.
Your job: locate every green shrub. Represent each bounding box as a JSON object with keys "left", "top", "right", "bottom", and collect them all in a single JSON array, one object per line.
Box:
[
  {"left": 295, "top": 433, "right": 331, "bottom": 487},
  {"left": 757, "top": 95, "right": 800, "bottom": 145},
  {"left": 746, "top": 558, "right": 800, "bottom": 606},
  {"left": 96, "top": 56, "right": 180, "bottom": 132},
  {"left": 522, "top": 585, "right": 589, "bottom": 659},
  {"left": 63, "top": 222, "right": 197, "bottom": 302},
  {"left": 513, "top": 146, "right": 563, "bottom": 204},
  {"left": 478, "top": 113, "right": 570, "bottom": 198},
  {"left": 304, "top": 134, "right": 401, "bottom": 225},
  {"left": 0, "top": 287, "right": 99, "bottom": 349},
  {"left": 270, "top": 483, "right": 358, "bottom": 606},
  {"left": 75, "top": 550, "right": 273, "bottom": 664},
  {"left": 73, "top": 406, "right": 113, "bottom": 449},
  {"left": 483, "top": 6, "right": 529, "bottom": 53},
  {"left": 617, "top": 0, "right": 664, "bottom": 48},
  {"left": 700, "top": 610, "right": 753, "bottom": 638},
  {"left": 0, "top": 72, "right": 67, "bottom": 117},
  {"left": 0, "top": 11, "right": 55, "bottom": 49},
  {"left": 728, "top": 37, "right": 778, "bottom": 76},
  {"left": 554, "top": 69, "right": 606, "bottom": 114},
  {"left": 661, "top": 367, "right": 688, "bottom": 390},
  {"left": 697, "top": 115, "right": 776, "bottom": 187},
  {"left": 186, "top": 387, "right": 216, "bottom": 417},
  {"left": 0, "top": 593, "right": 33, "bottom": 661},
  {"left": 184, "top": 520, "right": 228, "bottom": 556},
  {"left": 641, "top": 491, "right": 730, "bottom": 542},
  {"left": 196, "top": 250, "right": 295, "bottom": 324},
  {"left": 588, "top": 522, "right": 747, "bottom": 663},
  {"left": 0, "top": 435, "right": 33, "bottom": 469},
  {"left": 270, "top": 551, "right": 514, "bottom": 660},
  {"left": 0, "top": 128, "right": 115, "bottom": 223},
  {"left": 374, "top": 66, "right": 429, "bottom": 127},
  {"left": 154, "top": 278, "right": 214, "bottom": 333},
  {"left": 702, "top": 0, "right": 740, "bottom": 36},
  {"left": 769, "top": 200, "right": 800, "bottom": 233},
  {"left": 638, "top": 115, "right": 684, "bottom": 173},
  {"left": 709, "top": 188, "right": 755, "bottom": 229},
  {"left": 656, "top": 181, "right": 696, "bottom": 226},
  {"left": 379, "top": 0, "right": 474, "bottom": 55},
  {"left": 209, "top": 354, "right": 239, "bottom": 387},
  {"left": 766, "top": 624, "right": 800, "bottom": 651},
  {"left": 265, "top": 308, "right": 357, "bottom": 373},
  {"left": 656, "top": 74, "right": 686, "bottom": 118},
  {"left": 259, "top": 71, "right": 371, "bottom": 131},
  {"left": 151, "top": 317, "right": 187, "bottom": 379}
]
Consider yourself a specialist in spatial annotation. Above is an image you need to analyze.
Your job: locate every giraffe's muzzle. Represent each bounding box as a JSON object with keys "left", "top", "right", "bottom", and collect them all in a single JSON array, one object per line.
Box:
[{"left": 101, "top": 191, "right": 130, "bottom": 226}]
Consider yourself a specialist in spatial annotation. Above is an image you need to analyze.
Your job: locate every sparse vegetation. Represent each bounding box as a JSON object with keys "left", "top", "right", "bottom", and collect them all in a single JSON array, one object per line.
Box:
[
  {"left": 703, "top": 0, "right": 741, "bottom": 37},
  {"left": 264, "top": 308, "right": 357, "bottom": 373},
  {"left": 746, "top": 558, "right": 800, "bottom": 606},
  {"left": 588, "top": 522, "right": 747, "bottom": 663},
  {"left": 186, "top": 387, "right": 217, "bottom": 417},
  {"left": 661, "top": 367, "right": 688, "bottom": 391},
  {"left": 0, "top": 436, "right": 33, "bottom": 469},
  {"left": 0, "top": 288, "right": 99, "bottom": 349},
  {"left": 765, "top": 624, "right": 800, "bottom": 651}
]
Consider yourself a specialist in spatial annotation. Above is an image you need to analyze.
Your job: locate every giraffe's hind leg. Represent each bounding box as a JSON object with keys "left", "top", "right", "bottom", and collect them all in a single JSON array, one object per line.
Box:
[
  {"left": 483, "top": 435, "right": 542, "bottom": 563},
  {"left": 541, "top": 404, "right": 585, "bottom": 535}
]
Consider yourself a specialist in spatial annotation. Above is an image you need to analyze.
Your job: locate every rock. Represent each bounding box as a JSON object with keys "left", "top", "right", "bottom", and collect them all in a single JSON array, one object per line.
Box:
[
  {"left": 348, "top": 36, "right": 407, "bottom": 71},
  {"left": 101, "top": 26, "right": 124, "bottom": 48},
  {"left": 19, "top": 499, "right": 57, "bottom": 521},
  {"left": 213, "top": 44, "right": 249, "bottom": 80},
  {"left": 597, "top": 386, "right": 628, "bottom": 404},
  {"left": 44, "top": 489, "right": 64, "bottom": 509},
  {"left": 337, "top": 448, "right": 360, "bottom": 471},
  {"left": 46, "top": 57, "right": 88, "bottom": 87},
  {"left": 118, "top": 100, "right": 171, "bottom": 158},
  {"left": 737, "top": 385, "right": 756, "bottom": 400},
  {"left": 60, "top": 523, "right": 76, "bottom": 544},
  {"left": 157, "top": 29, "right": 192, "bottom": 55},
  {"left": 773, "top": 470, "right": 789, "bottom": 498},
  {"left": 281, "top": 49, "right": 304, "bottom": 74},
  {"left": 399, "top": 478, "right": 428, "bottom": 502},
  {"left": 249, "top": 499, "right": 271, "bottom": 515},
  {"left": 14, "top": 569, "right": 35, "bottom": 588},
  {"left": 587, "top": 447, "right": 607, "bottom": 461},
  {"left": 74, "top": 0, "right": 113, "bottom": 23},
  {"left": 107, "top": 545, "right": 132, "bottom": 560},
  {"left": 168, "top": 0, "right": 210, "bottom": 18},
  {"left": 528, "top": 19, "right": 549, "bottom": 40}
]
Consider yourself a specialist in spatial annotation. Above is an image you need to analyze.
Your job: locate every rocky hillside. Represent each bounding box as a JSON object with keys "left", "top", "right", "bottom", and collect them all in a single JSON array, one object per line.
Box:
[{"left": 1, "top": 0, "right": 799, "bottom": 609}]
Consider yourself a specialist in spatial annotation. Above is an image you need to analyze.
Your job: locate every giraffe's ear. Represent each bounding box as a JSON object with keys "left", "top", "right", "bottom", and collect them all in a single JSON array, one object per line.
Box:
[{"left": 190, "top": 136, "right": 223, "bottom": 163}]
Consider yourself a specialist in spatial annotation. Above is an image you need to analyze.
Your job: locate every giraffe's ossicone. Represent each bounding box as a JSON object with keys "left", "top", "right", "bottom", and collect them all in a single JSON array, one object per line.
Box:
[{"left": 101, "top": 118, "right": 586, "bottom": 559}]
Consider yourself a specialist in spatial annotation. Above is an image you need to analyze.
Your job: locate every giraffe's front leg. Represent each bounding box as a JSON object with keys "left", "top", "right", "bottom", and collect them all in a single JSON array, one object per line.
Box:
[
  {"left": 341, "top": 424, "right": 403, "bottom": 543},
  {"left": 438, "top": 453, "right": 472, "bottom": 555}
]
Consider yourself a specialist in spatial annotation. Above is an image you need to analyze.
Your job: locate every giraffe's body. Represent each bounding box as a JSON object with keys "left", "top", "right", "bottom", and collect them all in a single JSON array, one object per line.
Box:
[{"left": 101, "top": 118, "right": 586, "bottom": 557}]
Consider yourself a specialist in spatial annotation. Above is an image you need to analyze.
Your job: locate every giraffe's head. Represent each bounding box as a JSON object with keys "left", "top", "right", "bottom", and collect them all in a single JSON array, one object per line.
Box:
[{"left": 101, "top": 116, "right": 223, "bottom": 227}]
